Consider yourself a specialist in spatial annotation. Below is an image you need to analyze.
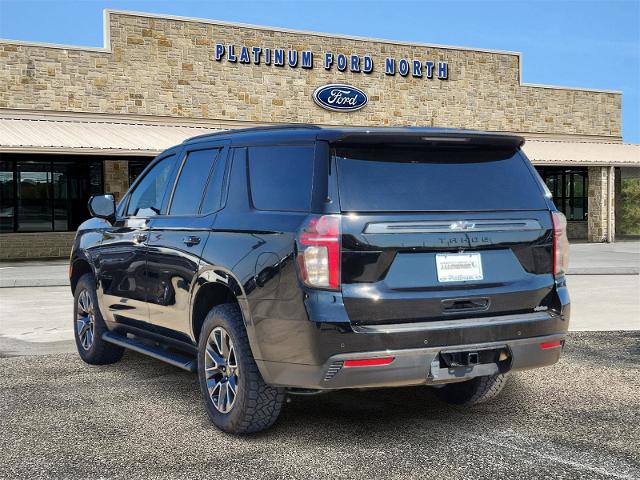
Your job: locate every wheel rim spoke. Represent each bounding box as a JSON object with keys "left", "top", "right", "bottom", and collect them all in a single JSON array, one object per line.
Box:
[
  {"left": 227, "top": 345, "right": 236, "bottom": 367},
  {"left": 228, "top": 375, "right": 238, "bottom": 396},
  {"left": 76, "top": 289, "right": 95, "bottom": 351},
  {"left": 217, "top": 381, "right": 228, "bottom": 411},
  {"left": 204, "top": 326, "right": 239, "bottom": 414}
]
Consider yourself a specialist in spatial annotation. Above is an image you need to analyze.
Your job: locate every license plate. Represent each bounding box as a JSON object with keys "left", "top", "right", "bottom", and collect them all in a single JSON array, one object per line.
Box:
[{"left": 435, "top": 253, "right": 483, "bottom": 282}]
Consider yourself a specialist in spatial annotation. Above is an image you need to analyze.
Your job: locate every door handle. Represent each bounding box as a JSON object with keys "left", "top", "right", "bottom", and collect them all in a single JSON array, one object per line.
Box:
[
  {"left": 182, "top": 236, "right": 201, "bottom": 247},
  {"left": 134, "top": 232, "right": 148, "bottom": 244}
]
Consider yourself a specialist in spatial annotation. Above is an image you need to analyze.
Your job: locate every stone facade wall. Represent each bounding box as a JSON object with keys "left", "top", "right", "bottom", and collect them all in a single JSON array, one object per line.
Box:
[
  {"left": 104, "top": 159, "right": 129, "bottom": 201},
  {"left": 587, "top": 166, "right": 614, "bottom": 242},
  {"left": 567, "top": 221, "right": 588, "bottom": 241},
  {"left": 0, "top": 232, "right": 76, "bottom": 260},
  {"left": 0, "top": 12, "right": 621, "bottom": 138}
]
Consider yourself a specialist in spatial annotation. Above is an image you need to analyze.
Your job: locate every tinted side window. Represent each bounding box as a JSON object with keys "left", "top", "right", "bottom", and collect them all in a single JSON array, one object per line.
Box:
[
  {"left": 249, "top": 146, "right": 314, "bottom": 212},
  {"left": 127, "top": 155, "right": 177, "bottom": 217},
  {"left": 170, "top": 149, "right": 220, "bottom": 215},
  {"left": 200, "top": 148, "right": 229, "bottom": 214}
]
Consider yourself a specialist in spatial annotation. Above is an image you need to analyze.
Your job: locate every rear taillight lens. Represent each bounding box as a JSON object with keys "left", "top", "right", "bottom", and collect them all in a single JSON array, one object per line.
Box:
[
  {"left": 297, "top": 214, "right": 341, "bottom": 290},
  {"left": 552, "top": 211, "right": 569, "bottom": 276}
]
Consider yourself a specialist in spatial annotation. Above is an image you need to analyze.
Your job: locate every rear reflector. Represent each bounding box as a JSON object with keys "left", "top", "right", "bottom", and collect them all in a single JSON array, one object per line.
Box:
[
  {"left": 539, "top": 340, "right": 562, "bottom": 349},
  {"left": 343, "top": 357, "right": 395, "bottom": 368}
]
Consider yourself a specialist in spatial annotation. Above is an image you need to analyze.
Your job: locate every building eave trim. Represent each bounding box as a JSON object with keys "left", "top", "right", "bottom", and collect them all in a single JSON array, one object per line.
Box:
[{"left": 0, "top": 146, "right": 160, "bottom": 156}]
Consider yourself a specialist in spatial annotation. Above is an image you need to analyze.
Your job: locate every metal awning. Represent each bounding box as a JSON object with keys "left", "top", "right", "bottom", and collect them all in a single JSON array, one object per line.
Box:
[
  {"left": 0, "top": 115, "right": 221, "bottom": 156},
  {"left": 0, "top": 112, "right": 638, "bottom": 165},
  {"left": 523, "top": 140, "right": 640, "bottom": 167}
]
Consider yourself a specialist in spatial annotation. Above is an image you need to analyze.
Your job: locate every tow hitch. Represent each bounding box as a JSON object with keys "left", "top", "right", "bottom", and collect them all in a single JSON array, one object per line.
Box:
[
  {"left": 440, "top": 351, "right": 480, "bottom": 368},
  {"left": 428, "top": 347, "right": 511, "bottom": 384}
]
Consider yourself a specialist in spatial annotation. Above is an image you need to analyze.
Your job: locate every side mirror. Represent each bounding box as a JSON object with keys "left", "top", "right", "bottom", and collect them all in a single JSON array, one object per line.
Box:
[{"left": 88, "top": 194, "right": 116, "bottom": 222}]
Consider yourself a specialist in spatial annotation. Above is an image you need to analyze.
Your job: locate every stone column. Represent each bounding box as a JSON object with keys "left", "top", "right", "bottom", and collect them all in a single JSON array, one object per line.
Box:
[
  {"left": 587, "top": 166, "right": 615, "bottom": 242},
  {"left": 103, "top": 160, "right": 129, "bottom": 201}
]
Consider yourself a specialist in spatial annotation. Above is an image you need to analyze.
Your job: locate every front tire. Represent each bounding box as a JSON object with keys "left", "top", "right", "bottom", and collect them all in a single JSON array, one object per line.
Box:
[
  {"left": 197, "top": 304, "right": 285, "bottom": 434},
  {"left": 434, "top": 373, "right": 509, "bottom": 406},
  {"left": 73, "top": 273, "right": 124, "bottom": 365}
]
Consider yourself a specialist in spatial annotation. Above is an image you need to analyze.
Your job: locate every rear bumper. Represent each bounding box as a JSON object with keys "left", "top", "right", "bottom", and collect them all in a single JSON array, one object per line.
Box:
[
  {"left": 258, "top": 332, "right": 565, "bottom": 390},
  {"left": 252, "top": 283, "right": 570, "bottom": 390}
]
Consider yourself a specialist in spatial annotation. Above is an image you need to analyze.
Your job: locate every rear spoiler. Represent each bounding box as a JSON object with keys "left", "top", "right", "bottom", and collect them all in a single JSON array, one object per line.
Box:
[{"left": 318, "top": 130, "right": 525, "bottom": 149}]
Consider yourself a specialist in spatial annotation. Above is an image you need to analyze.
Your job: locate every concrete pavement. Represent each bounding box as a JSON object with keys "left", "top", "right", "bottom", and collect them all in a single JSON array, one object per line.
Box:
[
  {"left": 569, "top": 241, "right": 640, "bottom": 274},
  {"left": 0, "top": 286, "right": 74, "bottom": 356},
  {"left": 0, "top": 260, "right": 69, "bottom": 287}
]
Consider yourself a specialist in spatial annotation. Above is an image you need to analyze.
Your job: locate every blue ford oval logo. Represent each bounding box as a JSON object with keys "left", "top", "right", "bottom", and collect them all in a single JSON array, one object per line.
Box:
[{"left": 313, "top": 84, "right": 368, "bottom": 112}]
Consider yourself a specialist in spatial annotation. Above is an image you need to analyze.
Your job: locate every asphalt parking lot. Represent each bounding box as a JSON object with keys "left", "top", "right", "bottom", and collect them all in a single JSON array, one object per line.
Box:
[
  {"left": 1, "top": 332, "right": 638, "bottom": 479},
  {"left": 1, "top": 242, "right": 638, "bottom": 478}
]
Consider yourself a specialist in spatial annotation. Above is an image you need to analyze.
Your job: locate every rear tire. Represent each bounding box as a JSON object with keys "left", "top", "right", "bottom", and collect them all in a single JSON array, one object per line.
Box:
[
  {"left": 73, "top": 273, "right": 124, "bottom": 365},
  {"left": 197, "top": 303, "right": 285, "bottom": 434},
  {"left": 434, "top": 373, "right": 509, "bottom": 406}
]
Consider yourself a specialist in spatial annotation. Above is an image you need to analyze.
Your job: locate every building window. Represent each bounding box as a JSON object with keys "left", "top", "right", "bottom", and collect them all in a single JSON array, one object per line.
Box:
[
  {"left": 0, "top": 155, "right": 104, "bottom": 233},
  {"left": 0, "top": 161, "right": 15, "bottom": 232},
  {"left": 537, "top": 167, "right": 588, "bottom": 221}
]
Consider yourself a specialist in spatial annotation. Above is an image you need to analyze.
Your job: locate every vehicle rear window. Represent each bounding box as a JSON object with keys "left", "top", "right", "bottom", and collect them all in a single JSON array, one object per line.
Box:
[
  {"left": 335, "top": 146, "right": 547, "bottom": 212},
  {"left": 249, "top": 146, "right": 314, "bottom": 211}
]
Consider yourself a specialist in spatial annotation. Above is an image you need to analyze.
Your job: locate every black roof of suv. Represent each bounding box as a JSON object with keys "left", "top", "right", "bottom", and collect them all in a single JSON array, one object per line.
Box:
[{"left": 184, "top": 124, "right": 525, "bottom": 148}]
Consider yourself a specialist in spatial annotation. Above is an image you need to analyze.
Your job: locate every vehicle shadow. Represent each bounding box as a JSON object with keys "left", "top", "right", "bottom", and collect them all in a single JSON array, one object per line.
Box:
[{"left": 114, "top": 349, "right": 533, "bottom": 440}]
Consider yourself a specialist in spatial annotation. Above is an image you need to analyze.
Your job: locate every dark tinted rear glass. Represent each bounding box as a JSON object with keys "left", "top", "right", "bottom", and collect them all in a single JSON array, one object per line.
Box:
[
  {"left": 335, "top": 146, "right": 546, "bottom": 212},
  {"left": 249, "top": 146, "right": 314, "bottom": 211}
]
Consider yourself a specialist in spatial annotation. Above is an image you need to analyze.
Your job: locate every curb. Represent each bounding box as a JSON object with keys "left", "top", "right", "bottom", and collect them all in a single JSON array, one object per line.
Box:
[
  {"left": 567, "top": 268, "right": 639, "bottom": 275},
  {"left": 0, "top": 280, "right": 70, "bottom": 288}
]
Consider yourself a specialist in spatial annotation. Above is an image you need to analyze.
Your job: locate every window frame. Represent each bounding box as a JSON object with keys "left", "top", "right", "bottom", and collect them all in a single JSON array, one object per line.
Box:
[
  {"left": 165, "top": 143, "right": 229, "bottom": 217},
  {"left": 121, "top": 141, "right": 231, "bottom": 220},
  {"left": 122, "top": 150, "right": 182, "bottom": 219},
  {"left": 199, "top": 145, "right": 233, "bottom": 215}
]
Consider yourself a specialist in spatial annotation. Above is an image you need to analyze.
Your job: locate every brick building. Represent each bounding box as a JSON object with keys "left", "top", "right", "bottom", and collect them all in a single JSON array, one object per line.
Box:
[{"left": 0, "top": 10, "right": 638, "bottom": 259}]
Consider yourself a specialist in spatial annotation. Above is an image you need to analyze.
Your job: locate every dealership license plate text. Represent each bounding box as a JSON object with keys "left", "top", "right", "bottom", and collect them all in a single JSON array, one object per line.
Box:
[{"left": 436, "top": 253, "right": 484, "bottom": 282}]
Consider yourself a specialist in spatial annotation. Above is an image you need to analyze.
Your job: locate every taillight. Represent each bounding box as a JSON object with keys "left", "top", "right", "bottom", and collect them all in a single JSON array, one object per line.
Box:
[
  {"left": 297, "top": 214, "right": 341, "bottom": 290},
  {"left": 552, "top": 211, "right": 569, "bottom": 276}
]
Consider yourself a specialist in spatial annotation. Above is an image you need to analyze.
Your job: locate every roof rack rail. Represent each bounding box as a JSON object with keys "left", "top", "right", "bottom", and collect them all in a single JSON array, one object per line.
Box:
[{"left": 183, "top": 124, "right": 322, "bottom": 143}]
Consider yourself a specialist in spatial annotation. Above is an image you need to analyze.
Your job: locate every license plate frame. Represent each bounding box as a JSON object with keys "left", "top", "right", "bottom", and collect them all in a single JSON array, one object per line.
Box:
[{"left": 435, "top": 252, "right": 483, "bottom": 283}]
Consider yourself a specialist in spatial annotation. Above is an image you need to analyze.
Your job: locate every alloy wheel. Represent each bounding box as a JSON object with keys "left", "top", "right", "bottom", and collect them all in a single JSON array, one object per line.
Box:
[
  {"left": 76, "top": 289, "right": 95, "bottom": 351},
  {"left": 204, "top": 327, "right": 239, "bottom": 413}
]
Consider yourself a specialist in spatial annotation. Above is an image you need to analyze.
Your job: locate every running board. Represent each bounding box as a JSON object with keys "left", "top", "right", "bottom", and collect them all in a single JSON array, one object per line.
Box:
[{"left": 102, "top": 332, "right": 196, "bottom": 372}]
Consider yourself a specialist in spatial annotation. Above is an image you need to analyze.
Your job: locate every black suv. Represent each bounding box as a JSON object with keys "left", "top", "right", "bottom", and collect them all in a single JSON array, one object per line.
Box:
[{"left": 71, "top": 126, "right": 570, "bottom": 434}]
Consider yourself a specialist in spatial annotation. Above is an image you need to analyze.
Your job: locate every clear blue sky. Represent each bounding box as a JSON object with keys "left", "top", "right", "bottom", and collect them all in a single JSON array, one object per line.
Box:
[{"left": 1, "top": 0, "right": 638, "bottom": 142}]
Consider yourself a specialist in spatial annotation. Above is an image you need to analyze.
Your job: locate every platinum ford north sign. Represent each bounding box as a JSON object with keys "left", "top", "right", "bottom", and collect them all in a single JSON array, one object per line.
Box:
[
  {"left": 313, "top": 84, "right": 368, "bottom": 112},
  {"left": 214, "top": 44, "right": 449, "bottom": 80}
]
